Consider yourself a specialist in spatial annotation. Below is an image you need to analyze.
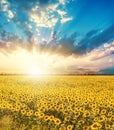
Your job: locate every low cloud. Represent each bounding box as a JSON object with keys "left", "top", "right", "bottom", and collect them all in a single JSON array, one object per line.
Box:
[
  {"left": 1, "top": 24, "right": 114, "bottom": 58},
  {"left": 90, "top": 42, "right": 114, "bottom": 61},
  {"left": 75, "top": 24, "right": 114, "bottom": 54}
]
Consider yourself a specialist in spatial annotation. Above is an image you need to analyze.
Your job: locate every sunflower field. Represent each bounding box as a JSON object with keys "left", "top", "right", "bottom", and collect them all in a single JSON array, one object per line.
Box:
[{"left": 0, "top": 76, "right": 114, "bottom": 130}]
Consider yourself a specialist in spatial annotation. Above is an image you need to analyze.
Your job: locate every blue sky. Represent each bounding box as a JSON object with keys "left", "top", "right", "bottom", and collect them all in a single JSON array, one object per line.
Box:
[{"left": 0, "top": 0, "right": 114, "bottom": 74}]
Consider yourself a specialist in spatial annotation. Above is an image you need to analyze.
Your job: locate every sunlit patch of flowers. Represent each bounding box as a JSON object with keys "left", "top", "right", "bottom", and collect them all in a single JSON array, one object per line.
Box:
[{"left": 0, "top": 76, "right": 114, "bottom": 130}]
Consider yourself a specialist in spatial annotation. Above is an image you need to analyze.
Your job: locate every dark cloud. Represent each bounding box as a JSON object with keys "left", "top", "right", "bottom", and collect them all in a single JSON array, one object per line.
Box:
[
  {"left": 46, "top": 24, "right": 114, "bottom": 56},
  {"left": 74, "top": 24, "right": 114, "bottom": 54},
  {"left": 1, "top": 24, "right": 114, "bottom": 57},
  {"left": 65, "top": 66, "right": 98, "bottom": 74},
  {"left": 0, "top": 31, "right": 25, "bottom": 54},
  {"left": 56, "top": 32, "right": 77, "bottom": 55},
  {"left": 86, "top": 30, "right": 98, "bottom": 37},
  {"left": 43, "top": 24, "right": 114, "bottom": 56}
]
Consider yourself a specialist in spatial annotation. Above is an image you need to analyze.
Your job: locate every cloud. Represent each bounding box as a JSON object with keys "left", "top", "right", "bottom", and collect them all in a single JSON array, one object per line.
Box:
[
  {"left": 4, "top": 0, "right": 73, "bottom": 43},
  {"left": 109, "top": 58, "right": 113, "bottom": 63},
  {"left": 0, "top": 0, "right": 9, "bottom": 11},
  {"left": 0, "top": 0, "right": 114, "bottom": 75},
  {"left": 89, "top": 41, "right": 114, "bottom": 60},
  {"left": 61, "top": 17, "right": 73, "bottom": 23},
  {"left": 8, "top": 10, "right": 14, "bottom": 19},
  {"left": 29, "top": 1, "right": 73, "bottom": 27},
  {"left": 1, "top": 23, "right": 114, "bottom": 59},
  {"left": 30, "top": 12, "right": 58, "bottom": 28},
  {"left": 57, "top": 9, "right": 67, "bottom": 17},
  {"left": 0, "top": 46, "right": 110, "bottom": 74},
  {"left": 0, "top": 40, "right": 16, "bottom": 55},
  {"left": 59, "top": 0, "right": 66, "bottom": 5},
  {"left": 0, "top": 0, "right": 14, "bottom": 19},
  {"left": 29, "top": 4, "right": 58, "bottom": 28},
  {"left": 1, "top": 0, "right": 114, "bottom": 59},
  {"left": 74, "top": 24, "right": 114, "bottom": 54},
  {"left": 0, "top": 38, "right": 114, "bottom": 75},
  {"left": 48, "top": 3, "right": 59, "bottom": 11},
  {"left": 86, "top": 30, "right": 98, "bottom": 37},
  {"left": 56, "top": 9, "right": 73, "bottom": 24},
  {"left": 44, "top": 24, "right": 114, "bottom": 57},
  {"left": 26, "top": 23, "right": 32, "bottom": 29}
]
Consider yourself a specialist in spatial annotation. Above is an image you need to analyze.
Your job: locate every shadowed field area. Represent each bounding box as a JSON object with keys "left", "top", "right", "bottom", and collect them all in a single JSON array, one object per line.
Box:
[{"left": 0, "top": 76, "right": 114, "bottom": 130}]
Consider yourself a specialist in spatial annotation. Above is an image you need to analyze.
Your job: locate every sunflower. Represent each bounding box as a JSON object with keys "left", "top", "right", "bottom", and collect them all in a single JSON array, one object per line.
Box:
[
  {"left": 105, "top": 124, "right": 111, "bottom": 129},
  {"left": 107, "top": 111, "right": 113, "bottom": 117},
  {"left": 83, "top": 126, "right": 90, "bottom": 130},
  {"left": 64, "top": 116, "right": 71, "bottom": 122},
  {"left": 44, "top": 115, "right": 49, "bottom": 121},
  {"left": 67, "top": 125, "right": 74, "bottom": 130},
  {"left": 34, "top": 111, "right": 39, "bottom": 117},
  {"left": 59, "top": 126, "right": 66, "bottom": 130},
  {"left": 78, "top": 120, "right": 85, "bottom": 125},
  {"left": 83, "top": 110, "right": 90, "bottom": 117},
  {"left": 100, "top": 109, "right": 107, "bottom": 115},
  {"left": 54, "top": 118, "right": 61, "bottom": 125},
  {"left": 98, "top": 115, "right": 106, "bottom": 122},
  {"left": 74, "top": 111, "right": 80, "bottom": 118},
  {"left": 91, "top": 122, "right": 102, "bottom": 130},
  {"left": 21, "top": 109, "right": 26, "bottom": 115},
  {"left": 39, "top": 113, "right": 44, "bottom": 118},
  {"left": 49, "top": 115, "right": 54, "bottom": 121},
  {"left": 111, "top": 115, "right": 114, "bottom": 121}
]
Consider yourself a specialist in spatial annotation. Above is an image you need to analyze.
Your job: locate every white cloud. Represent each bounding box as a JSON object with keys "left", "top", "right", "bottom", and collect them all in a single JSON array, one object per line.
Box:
[
  {"left": 1, "top": 0, "right": 9, "bottom": 11},
  {"left": 0, "top": 0, "right": 14, "bottom": 19},
  {"left": 29, "top": 5, "right": 58, "bottom": 28},
  {"left": 0, "top": 44, "right": 114, "bottom": 74},
  {"left": 31, "top": 5, "right": 39, "bottom": 12},
  {"left": 30, "top": 12, "right": 58, "bottom": 28},
  {"left": 57, "top": 10, "right": 67, "bottom": 17},
  {"left": 1, "top": 0, "right": 7, "bottom": 2},
  {"left": 1, "top": 4, "right": 8, "bottom": 11},
  {"left": 29, "top": 1, "right": 74, "bottom": 27},
  {"left": 26, "top": 24, "right": 32, "bottom": 29},
  {"left": 104, "top": 43, "right": 111, "bottom": 48},
  {"left": 48, "top": 3, "right": 59, "bottom": 11},
  {"left": 59, "top": 0, "right": 66, "bottom": 5},
  {"left": 1, "top": 0, "right": 7, "bottom": 4},
  {"left": 61, "top": 17, "right": 73, "bottom": 23},
  {"left": 90, "top": 42, "right": 114, "bottom": 61},
  {"left": 8, "top": 10, "right": 14, "bottom": 19},
  {"left": 109, "top": 58, "right": 113, "bottom": 63}
]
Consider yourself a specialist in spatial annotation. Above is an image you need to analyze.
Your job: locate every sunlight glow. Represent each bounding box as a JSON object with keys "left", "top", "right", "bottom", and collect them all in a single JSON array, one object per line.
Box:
[
  {"left": 0, "top": 47, "right": 68, "bottom": 75},
  {"left": 17, "top": 48, "right": 52, "bottom": 75},
  {"left": 27, "top": 67, "right": 45, "bottom": 75},
  {"left": 0, "top": 46, "right": 107, "bottom": 75}
]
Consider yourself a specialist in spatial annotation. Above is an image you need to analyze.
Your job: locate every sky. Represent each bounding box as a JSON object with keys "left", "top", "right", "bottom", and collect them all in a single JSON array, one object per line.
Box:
[{"left": 0, "top": 0, "right": 114, "bottom": 74}]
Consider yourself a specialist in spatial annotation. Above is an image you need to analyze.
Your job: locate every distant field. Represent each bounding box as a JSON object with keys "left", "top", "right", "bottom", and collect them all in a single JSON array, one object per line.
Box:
[{"left": 0, "top": 76, "right": 114, "bottom": 130}]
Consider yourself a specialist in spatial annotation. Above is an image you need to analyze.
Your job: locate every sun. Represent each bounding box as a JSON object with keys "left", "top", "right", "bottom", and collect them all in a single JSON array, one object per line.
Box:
[
  {"left": 0, "top": 48, "right": 64, "bottom": 75},
  {"left": 12, "top": 48, "right": 51, "bottom": 75},
  {"left": 27, "top": 67, "right": 45, "bottom": 75},
  {"left": 28, "top": 68, "right": 40, "bottom": 75}
]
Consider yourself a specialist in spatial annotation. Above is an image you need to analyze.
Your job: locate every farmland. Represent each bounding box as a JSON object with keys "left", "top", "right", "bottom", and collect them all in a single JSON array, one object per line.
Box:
[{"left": 0, "top": 76, "right": 114, "bottom": 130}]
